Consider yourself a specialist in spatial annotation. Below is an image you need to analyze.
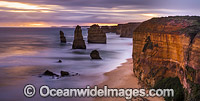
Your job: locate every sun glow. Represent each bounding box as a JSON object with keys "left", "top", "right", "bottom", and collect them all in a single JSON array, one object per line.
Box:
[
  {"left": 0, "top": 1, "right": 49, "bottom": 10},
  {"left": 141, "top": 13, "right": 158, "bottom": 17}
]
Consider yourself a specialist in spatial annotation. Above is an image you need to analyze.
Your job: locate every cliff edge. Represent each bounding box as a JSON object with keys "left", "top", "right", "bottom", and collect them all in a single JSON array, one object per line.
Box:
[{"left": 132, "top": 16, "right": 200, "bottom": 100}]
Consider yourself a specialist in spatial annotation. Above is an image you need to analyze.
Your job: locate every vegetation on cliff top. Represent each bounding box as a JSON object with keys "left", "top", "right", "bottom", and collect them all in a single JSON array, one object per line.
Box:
[{"left": 153, "top": 77, "right": 184, "bottom": 101}]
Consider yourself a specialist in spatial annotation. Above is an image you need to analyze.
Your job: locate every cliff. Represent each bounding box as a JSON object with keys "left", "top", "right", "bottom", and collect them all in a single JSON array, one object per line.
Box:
[
  {"left": 132, "top": 16, "right": 200, "bottom": 100},
  {"left": 116, "top": 23, "right": 140, "bottom": 38},
  {"left": 88, "top": 24, "right": 107, "bottom": 44},
  {"left": 72, "top": 25, "right": 86, "bottom": 49},
  {"left": 101, "top": 26, "right": 117, "bottom": 33}
]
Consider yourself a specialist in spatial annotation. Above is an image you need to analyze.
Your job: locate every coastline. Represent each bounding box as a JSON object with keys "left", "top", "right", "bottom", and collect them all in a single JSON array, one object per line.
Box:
[{"left": 95, "top": 58, "right": 164, "bottom": 101}]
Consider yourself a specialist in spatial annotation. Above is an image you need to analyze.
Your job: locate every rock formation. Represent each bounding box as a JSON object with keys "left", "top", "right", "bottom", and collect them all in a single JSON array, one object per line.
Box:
[
  {"left": 72, "top": 25, "right": 86, "bottom": 49},
  {"left": 43, "top": 70, "right": 59, "bottom": 77},
  {"left": 60, "top": 71, "right": 69, "bottom": 77},
  {"left": 88, "top": 24, "right": 107, "bottom": 44},
  {"left": 132, "top": 16, "right": 200, "bottom": 100},
  {"left": 58, "top": 60, "right": 62, "bottom": 63},
  {"left": 101, "top": 26, "right": 117, "bottom": 33},
  {"left": 116, "top": 23, "right": 140, "bottom": 38},
  {"left": 60, "top": 31, "right": 66, "bottom": 43},
  {"left": 90, "top": 50, "right": 102, "bottom": 59}
]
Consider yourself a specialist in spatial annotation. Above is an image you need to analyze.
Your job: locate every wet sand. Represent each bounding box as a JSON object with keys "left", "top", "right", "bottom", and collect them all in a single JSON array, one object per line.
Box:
[{"left": 95, "top": 59, "right": 164, "bottom": 101}]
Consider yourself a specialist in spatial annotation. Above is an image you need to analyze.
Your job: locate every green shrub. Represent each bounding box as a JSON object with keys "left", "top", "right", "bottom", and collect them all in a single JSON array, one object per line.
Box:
[{"left": 153, "top": 77, "right": 184, "bottom": 101}]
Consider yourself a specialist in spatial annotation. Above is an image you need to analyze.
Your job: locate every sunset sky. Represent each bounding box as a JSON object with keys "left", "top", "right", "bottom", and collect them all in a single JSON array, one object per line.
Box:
[{"left": 0, "top": 0, "right": 199, "bottom": 27}]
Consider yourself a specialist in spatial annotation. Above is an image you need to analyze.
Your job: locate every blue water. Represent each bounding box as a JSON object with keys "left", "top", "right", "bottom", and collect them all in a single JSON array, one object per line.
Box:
[{"left": 0, "top": 27, "right": 132, "bottom": 100}]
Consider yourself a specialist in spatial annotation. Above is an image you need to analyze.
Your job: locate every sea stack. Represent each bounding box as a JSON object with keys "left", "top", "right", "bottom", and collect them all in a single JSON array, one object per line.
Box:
[
  {"left": 72, "top": 25, "right": 86, "bottom": 49},
  {"left": 88, "top": 24, "right": 106, "bottom": 44},
  {"left": 60, "top": 30, "right": 66, "bottom": 43}
]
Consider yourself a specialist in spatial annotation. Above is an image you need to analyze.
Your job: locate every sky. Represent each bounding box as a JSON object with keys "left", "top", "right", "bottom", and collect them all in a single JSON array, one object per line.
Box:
[{"left": 0, "top": 0, "right": 199, "bottom": 27}]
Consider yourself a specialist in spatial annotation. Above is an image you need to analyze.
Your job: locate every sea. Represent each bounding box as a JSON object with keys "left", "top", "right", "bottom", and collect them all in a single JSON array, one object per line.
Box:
[{"left": 0, "top": 27, "right": 132, "bottom": 100}]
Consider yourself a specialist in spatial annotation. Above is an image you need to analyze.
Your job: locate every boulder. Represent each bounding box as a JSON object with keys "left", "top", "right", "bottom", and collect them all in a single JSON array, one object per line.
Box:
[
  {"left": 88, "top": 24, "right": 106, "bottom": 44},
  {"left": 60, "top": 71, "right": 70, "bottom": 77},
  {"left": 72, "top": 25, "right": 86, "bottom": 49},
  {"left": 43, "top": 70, "right": 59, "bottom": 77},
  {"left": 90, "top": 50, "right": 102, "bottom": 59},
  {"left": 60, "top": 31, "right": 66, "bottom": 43},
  {"left": 58, "top": 60, "right": 62, "bottom": 63}
]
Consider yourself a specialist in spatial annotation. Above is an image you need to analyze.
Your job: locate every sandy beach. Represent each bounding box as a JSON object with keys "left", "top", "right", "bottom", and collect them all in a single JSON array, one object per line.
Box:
[{"left": 95, "top": 59, "right": 164, "bottom": 101}]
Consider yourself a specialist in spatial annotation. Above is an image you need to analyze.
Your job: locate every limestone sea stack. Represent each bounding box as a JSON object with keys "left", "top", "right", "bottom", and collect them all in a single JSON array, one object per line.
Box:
[
  {"left": 132, "top": 16, "right": 200, "bottom": 100},
  {"left": 116, "top": 23, "right": 140, "bottom": 38},
  {"left": 88, "top": 24, "right": 106, "bottom": 44},
  {"left": 72, "top": 25, "right": 86, "bottom": 49},
  {"left": 60, "top": 30, "right": 66, "bottom": 43}
]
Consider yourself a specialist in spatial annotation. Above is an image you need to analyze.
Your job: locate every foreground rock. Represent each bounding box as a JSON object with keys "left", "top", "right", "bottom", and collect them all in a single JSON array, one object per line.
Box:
[
  {"left": 132, "top": 16, "right": 200, "bottom": 100},
  {"left": 58, "top": 60, "right": 62, "bottom": 63},
  {"left": 72, "top": 25, "right": 86, "bottom": 49},
  {"left": 90, "top": 50, "right": 102, "bottom": 59},
  {"left": 88, "top": 24, "right": 106, "bottom": 43},
  {"left": 60, "top": 31, "right": 66, "bottom": 43},
  {"left": 60, "top": 71, "right": 69, "bottom": 77},
  {"left": 43, "top": 70, "right": 59, "bottom": 77},
  {"left": 42, "top": 70, "right": 79, "bottom": 78}
]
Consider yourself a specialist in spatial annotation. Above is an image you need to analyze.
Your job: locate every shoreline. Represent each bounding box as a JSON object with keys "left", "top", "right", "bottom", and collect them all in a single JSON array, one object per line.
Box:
[{"left": 95, "top": 58, "right": 164, "bottom": 101}]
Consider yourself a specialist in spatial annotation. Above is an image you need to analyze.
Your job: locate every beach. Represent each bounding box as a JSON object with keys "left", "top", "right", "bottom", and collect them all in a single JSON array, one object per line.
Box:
[{"left": 96, "top": 59, "right": 165, "bottom": 101}]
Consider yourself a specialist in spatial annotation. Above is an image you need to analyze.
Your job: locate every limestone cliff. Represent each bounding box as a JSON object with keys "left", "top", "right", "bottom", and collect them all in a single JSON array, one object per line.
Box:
[
  {"left": 88, "top": 24, "right": 106, "bottom": 44},
  {"left": 101, "top": 26, "right": 117, "bottom": 33},
  {"left": 132, "top": 16, "right": 200, "bottom": 100},
  {"left": 116, "top": 23, "right": 140, "bottom": 38},
  {"left": 72, "top": 25, "right": 86, "bottom": 49}
]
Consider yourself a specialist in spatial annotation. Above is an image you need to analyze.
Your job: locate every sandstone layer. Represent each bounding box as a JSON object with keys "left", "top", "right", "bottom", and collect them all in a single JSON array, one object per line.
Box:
[
  {"left": 116, "top": 23, "right": 140, "bottom": 38},
  {"left": 132, "top": 16, "right": 200, "bottom": 100},
  {"left": 72, "top": 25, "right": 86, "bottom": 49},
  {"left": 88, "top": 24, "right": 106, "bottom": 44}
]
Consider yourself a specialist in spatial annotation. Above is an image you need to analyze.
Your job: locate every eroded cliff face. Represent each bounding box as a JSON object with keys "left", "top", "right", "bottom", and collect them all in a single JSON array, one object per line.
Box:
[
  {"left": 116, "top": 23, "right": 140, "bottom": 38},
  {"left": 101, "top": 26, "right": 117, "bottom": 33},
  {"left": 132, "top": 16, "right": 200, "bottom": 100}
]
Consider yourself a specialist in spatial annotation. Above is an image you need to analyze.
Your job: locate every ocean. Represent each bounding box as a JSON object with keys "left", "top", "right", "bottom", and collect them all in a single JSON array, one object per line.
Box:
[{"left": 0, "top": 27, "right": 132, "bottom": 100}]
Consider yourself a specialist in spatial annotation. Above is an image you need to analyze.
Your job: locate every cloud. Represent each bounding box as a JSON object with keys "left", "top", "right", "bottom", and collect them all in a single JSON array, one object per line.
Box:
[{"left": 0, "top": 0, "right": 200, "bottom": 27}]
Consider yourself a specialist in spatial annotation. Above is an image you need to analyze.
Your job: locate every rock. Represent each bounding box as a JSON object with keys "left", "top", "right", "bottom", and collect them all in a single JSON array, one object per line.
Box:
[
  {"left": 43, "top": 70, "right": 59, "bottom": 77},
  {"left": 72, "top": 25, "right": 86, "bottom": 49},
  {"left": 132, "top": 16, "right": 200, "bottom": 100},
  {"left": 60, "top": 30, "right": 66, "bottom": 43},
  {"left": 116, "top": 23, "right": 140, "bottom": 38},
  {"left": 58, "top": 60, "right": 62, "bottom": 63},
  {"left": 90, "top": 50, "right": 102, "bottom": 59},
  {"left": 101, "top": 26, "right": 117, "bottom": 33},
  {"left": 60, "top": 71, "right": 70, "bottom": 77},
  {"left": 88, "top": 24, "right": 106, "bottom": 43}
]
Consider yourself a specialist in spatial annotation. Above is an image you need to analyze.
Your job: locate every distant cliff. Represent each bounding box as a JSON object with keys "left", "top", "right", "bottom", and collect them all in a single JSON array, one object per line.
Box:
[
  {"left": 117, "top": 23, "right": 140, "bottom": 38},
  {"left": 132, "top": 16, "right": 200, "bottom": 100}
]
